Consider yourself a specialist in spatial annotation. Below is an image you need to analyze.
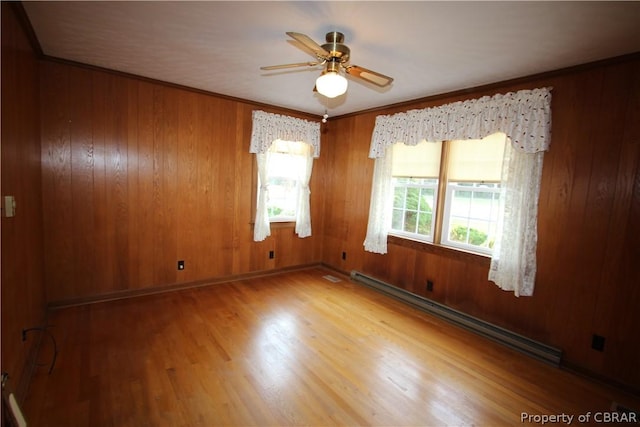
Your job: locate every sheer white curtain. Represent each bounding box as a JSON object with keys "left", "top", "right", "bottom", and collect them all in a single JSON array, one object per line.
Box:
[
  {"left": 488, "top": 145, "right": 545, "bottom": 296},
  {"left": 254, "top": 152, "right": 271, "bottom": 241},
  {"left": 364, "top": 88, "right": 552, "bottom": 296},
  {"left": 363, "top": 147, "right": 394, "bottom": 253},
  {"left": 295, "top": 144, "right": 314, "bottom": 238},
  {"left": 250, "top": 111, "right": 320, "bottom": 242}
]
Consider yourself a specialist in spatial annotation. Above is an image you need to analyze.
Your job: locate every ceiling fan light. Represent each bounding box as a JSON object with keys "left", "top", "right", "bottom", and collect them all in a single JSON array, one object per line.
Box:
[{"left": 315, "top": 71, "right": 348, "bottom": 98}]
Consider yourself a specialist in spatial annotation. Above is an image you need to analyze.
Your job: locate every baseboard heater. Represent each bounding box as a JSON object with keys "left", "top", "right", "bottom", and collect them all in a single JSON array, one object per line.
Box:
[{"left": 350, "top": 270, "right": 562, "bottom": 367}]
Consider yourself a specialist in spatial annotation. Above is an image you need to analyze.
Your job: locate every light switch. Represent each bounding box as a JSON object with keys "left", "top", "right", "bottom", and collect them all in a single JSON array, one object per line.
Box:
[{"left": 3, "top": 196, "right": 16, "bottom": 217}]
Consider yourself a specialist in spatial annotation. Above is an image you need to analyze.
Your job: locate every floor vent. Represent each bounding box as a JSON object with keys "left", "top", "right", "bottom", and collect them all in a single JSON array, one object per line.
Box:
[
  {"left": 322, "top": 275, "right": 342, "bottom": 283},
  {"left": 350, "top": 270, "right": 562, "bottom": 366}
]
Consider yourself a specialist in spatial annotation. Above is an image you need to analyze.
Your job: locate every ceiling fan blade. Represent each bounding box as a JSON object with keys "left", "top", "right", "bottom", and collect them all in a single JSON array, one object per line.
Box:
[
  {"left": 345, "top": 65, "right": 394, "bottom": 87},
  {"left": 260, "top": 61, "right": 321, "bottom": 71},
  {"left": 286, "top": 32, "right": 330, "bottom": 58}
]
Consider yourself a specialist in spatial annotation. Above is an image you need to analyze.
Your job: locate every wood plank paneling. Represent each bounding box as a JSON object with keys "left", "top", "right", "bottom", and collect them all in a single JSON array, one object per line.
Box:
[
  {"left": 41, "top": 61, "right": 74, "bottom": 301},
  {"left": 321, "top": 55, "right": 640, "bottom": 390},
  {"left": 69, "top": 67, "right": 95, "bottom": 296},
  {"left": 39, "top": 62, "right": 324, "bottom": 303},
  {"left": 133, "top": 81, "right": 156, "bottom": 289},
  {"left": 1, "top": 2, "right": 47, "bottom": 401},
  {"left": 596, "top": 60, "right": 640, "bottom": 385},
  {"left": 176, "top": 90, "right": 199, "bottom": 282}
]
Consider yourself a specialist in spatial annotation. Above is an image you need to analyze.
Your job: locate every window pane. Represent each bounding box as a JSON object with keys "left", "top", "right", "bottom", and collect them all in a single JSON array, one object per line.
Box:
[
  {"left": 405, "top": 188, "right": 420, "bottom": 210},
  {"left": 404, "top": 211, "right": 417, "bottom": 233},
  {"left": 417, "top": 211, "right": 432, "bottom": 234},
  {"left": 263, "top": 151, "right": 304, "bottom": 221},
  {"left": 392, "top": 208, "right": 404, "bottom": 230},
  {"left": 267, "top": 176, "right": 297, "bottom": 219},
  {"left": 419, "top": 188, "right": 434, "bottom": 212},
  {"left": 389, "top": 177, "right": 438, "bottom": 242},
  {"left": 393, "top": 187, "right": 406, "bottom": 208},
  {"left": 449, "top": 222, "right": 489, "bottom": 246},
  {"left": 442, "top": 182, "right": 500, "bottom": 254},
  {"left": 451, "top": 190, "right": 471, "bottom": 217}
]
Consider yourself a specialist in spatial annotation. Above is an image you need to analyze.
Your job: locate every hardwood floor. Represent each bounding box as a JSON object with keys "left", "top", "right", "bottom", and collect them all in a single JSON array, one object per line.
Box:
[{"left": 23, "top": 268, "right": 639, "bottom": 426}]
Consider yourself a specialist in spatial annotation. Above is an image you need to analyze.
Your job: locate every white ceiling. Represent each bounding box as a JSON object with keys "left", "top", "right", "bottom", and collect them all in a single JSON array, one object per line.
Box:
[{"left": 23, "top": 1, "right": 640, "bottom": 118}]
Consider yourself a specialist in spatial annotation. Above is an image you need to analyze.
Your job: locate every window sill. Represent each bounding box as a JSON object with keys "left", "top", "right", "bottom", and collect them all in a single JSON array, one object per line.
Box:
[
  {"left": 387, "top": 234, "right": 491, "bottom": 267},
  {"left": 249, "top": 221, "right": 295, "bottom": 229},
  {"left": 270, "top": 221, "right": 295, "bottom": 229}
]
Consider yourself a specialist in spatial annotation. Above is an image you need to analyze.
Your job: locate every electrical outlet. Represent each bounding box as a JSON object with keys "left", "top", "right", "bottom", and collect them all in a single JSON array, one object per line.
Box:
[
  {"left": 591, "top": 334, "right": 605, "bottom": 352},
  {"left": 3, "top": 196, "right": 16, "bottom": 217},
  {"left": 269, "top": 250, "right": 274, "bottom": 259},
  {"left": 177, "top": 260, "right": 185, "bottom": 270},
  {"left": 426, "top": 280, "right": 434, "bottom": 292}
]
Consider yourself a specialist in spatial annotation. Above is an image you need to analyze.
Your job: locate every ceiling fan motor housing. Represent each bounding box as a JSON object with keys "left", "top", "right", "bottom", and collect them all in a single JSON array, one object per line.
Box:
[{"left": 321, "top": 31, "right": 350, "bottom": 63}]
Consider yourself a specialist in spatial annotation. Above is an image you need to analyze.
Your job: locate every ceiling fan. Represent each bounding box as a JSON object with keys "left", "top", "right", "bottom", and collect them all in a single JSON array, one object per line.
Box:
[{"left": 260, "top": 31, "right": 394, "bottom": 98}]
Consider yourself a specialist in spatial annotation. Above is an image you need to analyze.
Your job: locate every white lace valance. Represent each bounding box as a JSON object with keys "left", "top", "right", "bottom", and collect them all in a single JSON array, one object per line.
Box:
[
  {"left": 250, "top": 110, "right": 321, "bottom": 158},
  {"left": 369, "top": 87, "right": 552, "bottom": 158}
]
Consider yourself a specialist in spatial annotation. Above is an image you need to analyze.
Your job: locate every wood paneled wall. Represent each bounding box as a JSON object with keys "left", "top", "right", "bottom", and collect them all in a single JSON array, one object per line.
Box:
[
  {"left": 1, "top": 3, "right": 47, "bottom": 400},
  {"left": 322, "top": 55, "right": 640, "bottom": 390},
  {"left": 39, "top": 61, "right": 325, "bottom": 303}
]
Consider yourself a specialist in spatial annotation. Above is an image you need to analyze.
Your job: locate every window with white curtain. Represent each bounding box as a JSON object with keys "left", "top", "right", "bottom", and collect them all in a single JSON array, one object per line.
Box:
[
  {"left": 249, "top": 110, "right": 320, "bottom": 242},
  {"left": 364, "top": 88, "right": 552, "bottom": 296},
  {"left": 261, "top": 139, "right": 313, "bottom": 222}
]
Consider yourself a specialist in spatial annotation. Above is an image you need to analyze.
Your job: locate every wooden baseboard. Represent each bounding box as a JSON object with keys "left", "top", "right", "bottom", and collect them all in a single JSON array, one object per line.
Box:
[
  {"left": 47, "top": 263, "right": 323, "bottom": 309},
  {"left": 561, "top": 361, "right": 640, "bottom": 398}
]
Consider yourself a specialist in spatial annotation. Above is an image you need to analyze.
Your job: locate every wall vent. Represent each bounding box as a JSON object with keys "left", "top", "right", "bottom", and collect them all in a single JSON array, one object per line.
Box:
[{"left": 350, "top": 270, "right": 562, "bottom": 366}]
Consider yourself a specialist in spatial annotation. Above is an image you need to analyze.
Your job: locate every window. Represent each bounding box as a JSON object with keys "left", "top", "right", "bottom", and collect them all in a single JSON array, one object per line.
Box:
[
  {"left": 364, "top": 87, "right": 552, "bottom": 296},
  {"left": 388, "top": 132, "right": 506, "bottom": 256},
  {"left": 263, "top": 150, "right": 304, "bottom": 222},
  {"left": 253, "top": 139, "right": 314, "bottom": 241},
  {"left": 249, "top": 110, "right": 320, "bottom": 242}
]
